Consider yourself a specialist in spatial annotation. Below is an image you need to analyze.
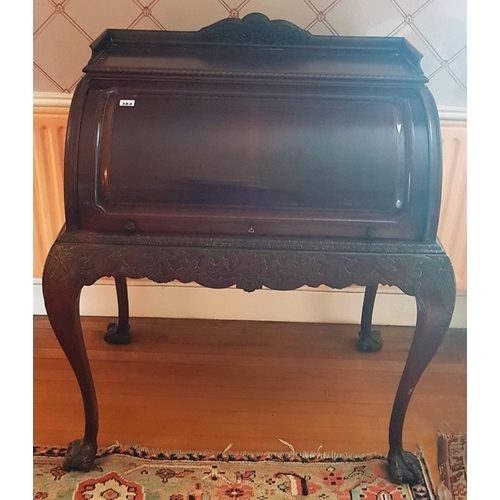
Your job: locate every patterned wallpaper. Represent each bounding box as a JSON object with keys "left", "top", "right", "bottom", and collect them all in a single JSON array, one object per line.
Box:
[{"left": 33, "top": 0, "right": 467, "bottom": 110}]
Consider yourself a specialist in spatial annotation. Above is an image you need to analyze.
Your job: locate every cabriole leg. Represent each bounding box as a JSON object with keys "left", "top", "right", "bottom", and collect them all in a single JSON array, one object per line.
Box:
[
  {"left": 358, "top": 284, "right": 382, "bottom": 352},
  {"left": 387, "top": 264, "right": 455, "bottom": 485},
  {"left": 104, "top": 275, "right": 131, "bottom": 345},
  {"left": 42, "top": 246, "right": 98, "bottom": 472}
]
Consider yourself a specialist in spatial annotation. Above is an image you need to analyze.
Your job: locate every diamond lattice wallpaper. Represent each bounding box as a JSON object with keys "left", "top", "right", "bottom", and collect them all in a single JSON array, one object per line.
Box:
[{"left": 34, "top": 0, "right": 466, "bottom": 109}]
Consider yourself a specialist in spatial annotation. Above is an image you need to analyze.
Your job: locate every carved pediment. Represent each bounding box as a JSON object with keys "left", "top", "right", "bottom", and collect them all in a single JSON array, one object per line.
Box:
[{"left": 199, "top": 13, "right": 312, "bottom": 46}]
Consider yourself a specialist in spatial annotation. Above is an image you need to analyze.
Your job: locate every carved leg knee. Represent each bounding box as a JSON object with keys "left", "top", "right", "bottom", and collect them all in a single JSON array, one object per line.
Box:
[
  {"left": 387, "top": 258, "right": 455, "bottom": 484},
  {"left": 43, "top": 244, "right": 99, "bottom": 471}
]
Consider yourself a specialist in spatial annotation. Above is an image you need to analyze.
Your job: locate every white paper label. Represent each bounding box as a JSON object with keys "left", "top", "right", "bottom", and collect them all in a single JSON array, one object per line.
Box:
[{"left": 119, "top": 99, "right": 135, "bottom": 107}]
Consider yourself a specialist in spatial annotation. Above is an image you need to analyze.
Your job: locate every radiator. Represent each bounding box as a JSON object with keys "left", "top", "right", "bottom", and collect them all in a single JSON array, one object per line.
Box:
[
  {"left": 438, "top": 122, "right": 467, "bottom": 291},
  {"left": 33, "top": 108, "right": 66, "bottom": 277}
]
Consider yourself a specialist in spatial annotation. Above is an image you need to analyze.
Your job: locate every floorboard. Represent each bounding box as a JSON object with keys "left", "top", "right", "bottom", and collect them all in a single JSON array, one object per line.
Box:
[{"left": 33, "top": 316, "right": 466, "bottom": 488}]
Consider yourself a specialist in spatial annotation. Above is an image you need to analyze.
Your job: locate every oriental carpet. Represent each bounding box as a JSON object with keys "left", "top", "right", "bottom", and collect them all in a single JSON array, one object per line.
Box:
[
  {"left": 33, "top": 444, "right": 436, "bottom": 499},
  {"left": 437, "top": 432, "right": 467, "bottom": 500}
]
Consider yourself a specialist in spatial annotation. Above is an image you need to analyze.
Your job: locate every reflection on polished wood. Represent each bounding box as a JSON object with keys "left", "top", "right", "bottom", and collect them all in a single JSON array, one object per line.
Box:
[{"left": 33, "top": 315, "right": 466, "bottom": 487}]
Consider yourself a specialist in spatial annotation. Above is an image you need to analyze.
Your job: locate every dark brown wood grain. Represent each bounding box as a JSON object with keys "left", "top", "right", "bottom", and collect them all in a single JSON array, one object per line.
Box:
[{"left": 41, "top": 13, "right": 455, "bottom": 484}]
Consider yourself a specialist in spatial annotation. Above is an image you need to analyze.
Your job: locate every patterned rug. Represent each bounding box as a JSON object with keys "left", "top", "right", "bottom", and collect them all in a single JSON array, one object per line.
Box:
[
  {"left": 437, "top": 433, "right": 467, "bottom": 500},
  {"left": 33, "top": 444, "right": 437, "bottom": 499}
]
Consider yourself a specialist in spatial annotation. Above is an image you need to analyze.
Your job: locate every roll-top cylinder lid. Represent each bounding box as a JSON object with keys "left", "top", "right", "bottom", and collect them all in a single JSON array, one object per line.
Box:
[{"left": 69, "top": 13, "right": 441, "bottom": 242}]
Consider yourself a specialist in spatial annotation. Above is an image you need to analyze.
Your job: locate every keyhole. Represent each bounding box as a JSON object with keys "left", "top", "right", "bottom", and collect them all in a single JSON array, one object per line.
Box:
[{"left": 124, "top": 220, "right": 136, "bottom": 233}]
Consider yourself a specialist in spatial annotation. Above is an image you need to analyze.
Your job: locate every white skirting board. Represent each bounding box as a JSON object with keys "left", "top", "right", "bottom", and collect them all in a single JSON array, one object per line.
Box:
[{"left": 33, "top": 279, "right": 466, "bottom": 329}]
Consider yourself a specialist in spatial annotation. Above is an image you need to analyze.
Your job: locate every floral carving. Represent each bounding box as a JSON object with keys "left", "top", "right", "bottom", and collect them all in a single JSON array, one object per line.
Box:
[{"left": 43, "top": 241, "right": 455, "bottom": 318}]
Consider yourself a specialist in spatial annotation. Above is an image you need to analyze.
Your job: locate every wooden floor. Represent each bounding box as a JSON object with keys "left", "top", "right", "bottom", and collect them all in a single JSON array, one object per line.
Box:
[{"left": 34, "top": 316, "right": 466, "bottom": 487}]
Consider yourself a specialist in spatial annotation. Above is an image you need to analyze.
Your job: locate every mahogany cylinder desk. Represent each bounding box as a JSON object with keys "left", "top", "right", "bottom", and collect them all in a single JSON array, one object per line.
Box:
[{"left": 42, "top": 13, "right": 455, "bottom": 485}]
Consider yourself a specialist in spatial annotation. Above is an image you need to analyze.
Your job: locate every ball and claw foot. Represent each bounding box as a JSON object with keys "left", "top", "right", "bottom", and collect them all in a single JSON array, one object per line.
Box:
[
  {"left": 103, "top": 322, "right": 131, "bottom": 345},
  {"left": 63, "top": 439, "right": 98, "bottom": 472},
  {"left": 387, "top": 449, "right": 423, "bottom": 486},
  {"left": 357, "top": 329, "right": 383, "bottom": 352}
]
